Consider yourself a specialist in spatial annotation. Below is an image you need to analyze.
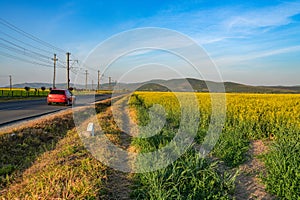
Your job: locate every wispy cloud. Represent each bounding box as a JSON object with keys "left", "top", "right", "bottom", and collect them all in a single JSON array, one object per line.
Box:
[
  {"left": 215, "top": 45, "right": 300, "bottom": 66},
  {"left": 134, "top": 1, "right": 300, "bottom": 43},
  {"left": 225, "top": 2, "right": 300, "bottom": 33}
]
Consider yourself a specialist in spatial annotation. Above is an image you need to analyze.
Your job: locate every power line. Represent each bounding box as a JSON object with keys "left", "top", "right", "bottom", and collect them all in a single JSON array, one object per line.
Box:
[
  {"left": 0, "top": 29, "right": 55, "bottom": 55},
  {"left": 0, "top": 38, "right": 52, "bottom": 59},
  {"left": 0, "top": 50, "right": 55, "bottom": 68},
  {"left": 0, "top": 18, "right": 66, "bottom": 53},
  {"left": 2, "top": 22, "right": 110, "bottom": 86},
  {"left": 0, "top": 19, "right": 67, "bottom": 71},
  {"left": 0, "top": 42, "right": 53, "bottom": 65}
]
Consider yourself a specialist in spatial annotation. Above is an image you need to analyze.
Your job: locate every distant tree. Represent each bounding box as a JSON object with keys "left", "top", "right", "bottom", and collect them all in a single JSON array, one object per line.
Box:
[
  {"left": 69, "top": 87, "right": 74, "bottom": 91},
  {"left": 41, "top": 86, "right": 46, "bottom": 91},
  {"left": 24, "top": 86, "right": 30, "bottom": 97},
  {"left": 24, "top": 86, "right": 30, "bottom": 92}
]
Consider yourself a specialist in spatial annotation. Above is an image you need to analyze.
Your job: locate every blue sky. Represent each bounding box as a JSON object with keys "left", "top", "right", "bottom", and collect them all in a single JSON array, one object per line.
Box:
[{"left": 0, "top": 0, "right": 300, "bottom": 86}]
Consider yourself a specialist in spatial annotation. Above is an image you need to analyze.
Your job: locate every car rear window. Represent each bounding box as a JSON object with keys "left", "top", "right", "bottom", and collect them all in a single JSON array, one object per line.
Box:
[{"left": 49, "top": 90, "right": 65, "bottom": 95}]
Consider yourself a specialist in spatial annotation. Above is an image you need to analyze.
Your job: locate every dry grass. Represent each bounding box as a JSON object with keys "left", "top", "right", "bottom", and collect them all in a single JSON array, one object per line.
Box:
[
  {"left": 0, "top": 95, "right": 135, "bottom": 199},
  {"left": 1, "top": 129, "right": 108, "bottom": 199}
]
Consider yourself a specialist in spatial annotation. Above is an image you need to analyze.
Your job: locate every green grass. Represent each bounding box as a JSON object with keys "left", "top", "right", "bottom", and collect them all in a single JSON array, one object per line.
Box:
[
  {"left": 129, "top": 94, "right": 238, "bottom": 199},
  {"left": 213, "top": 127, "right": 249, "bottom": 168},
  {"left": 262, "top": 128, "right": 300, "bottom": 199},
  {"left": 132, "top": 149, "right": 237, "bottom": 200}
]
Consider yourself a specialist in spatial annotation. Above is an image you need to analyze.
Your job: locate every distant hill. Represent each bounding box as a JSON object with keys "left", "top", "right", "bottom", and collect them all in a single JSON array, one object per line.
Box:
[
  {"left": 136, "top": 83, "right": 171, "bottom": 92},
  {"left": 262, "top": 86, "right": 300, "bottom": 93},
  {"left": 116, "top": 78, "right": 300, "bottom": 93},
  {"left": 2, "top": 79, "right": 300, "bottom": 93}
]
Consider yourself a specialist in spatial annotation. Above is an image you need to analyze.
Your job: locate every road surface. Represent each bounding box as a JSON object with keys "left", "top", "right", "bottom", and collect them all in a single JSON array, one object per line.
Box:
[{"left": 0, "top": 94, "right": 112, "bottom": 127}]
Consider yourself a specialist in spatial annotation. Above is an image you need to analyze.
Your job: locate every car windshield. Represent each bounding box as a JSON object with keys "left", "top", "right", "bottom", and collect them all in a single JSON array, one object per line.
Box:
[{"left": 49, "top": 90, "right": 65, "bottom": 95}]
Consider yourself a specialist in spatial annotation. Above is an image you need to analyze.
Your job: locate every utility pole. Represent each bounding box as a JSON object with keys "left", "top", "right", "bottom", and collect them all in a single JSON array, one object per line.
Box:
[
  {"left": 109, "top": 76, "right": 112, "bottom": 90},
  {"left": 92, "top": 80, "right": 94, "bottom": 90},
  {"left": 66, "top": 52, "right": 71, "bottom": 89},
  {"left": 85, "top": 70, "right": 88, "bottom": 90},
  {"left": 9, "top": 75, "right": 12, "bottom": 91},
  {"left": 52, "top": 54, "right": 58, "bottom": 88},
  {"left": 97, "top": 70, "right": 100, "bottom": 91}
]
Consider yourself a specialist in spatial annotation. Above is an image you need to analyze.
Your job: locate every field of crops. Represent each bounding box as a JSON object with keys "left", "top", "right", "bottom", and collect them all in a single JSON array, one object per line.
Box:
[
  {"left": 0, "top": 88, "right": 49, "bottom": 98},
  {"left": 129, "top": 92, "right": 300, "bottom": 199}
]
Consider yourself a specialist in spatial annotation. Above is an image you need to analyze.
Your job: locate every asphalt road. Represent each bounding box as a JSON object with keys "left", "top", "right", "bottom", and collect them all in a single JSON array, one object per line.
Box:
[{"left": 0, "top": 94, "right": 112, "bottom": 127}]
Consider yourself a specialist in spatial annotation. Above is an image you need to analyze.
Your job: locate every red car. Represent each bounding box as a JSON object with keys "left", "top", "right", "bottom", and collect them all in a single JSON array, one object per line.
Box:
[{"left": 47, "top": 89, "right": 75, "bottom": 105}]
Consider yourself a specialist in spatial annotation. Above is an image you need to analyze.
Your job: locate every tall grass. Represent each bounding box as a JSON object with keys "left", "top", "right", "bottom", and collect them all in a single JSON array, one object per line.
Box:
[
  {"left": 262, "top": 127, "right": 300, "bottom": 199},
  {"left": 130, "top": 93, "right": 237, "bottom": 199}
]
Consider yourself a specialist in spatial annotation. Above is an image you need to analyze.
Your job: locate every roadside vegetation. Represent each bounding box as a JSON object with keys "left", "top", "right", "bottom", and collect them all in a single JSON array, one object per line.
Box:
[
  {"left": 0, "top": 97, "right": 132, "bottom": 199},
  {"left": 0, "top": 111, "right": 75, "bottom": 196},
  {"left": 2, "top": 129, "right": 108, "bottom": 199}
]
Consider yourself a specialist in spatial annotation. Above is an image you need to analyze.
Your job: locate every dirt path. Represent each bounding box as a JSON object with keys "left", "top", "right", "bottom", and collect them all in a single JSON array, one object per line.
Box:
[
  {"left": 98, "top": 96, "right": 136, "bottom": 200},
  {"left": 234, "top": 140, "right": 276, "bottom": 200}
]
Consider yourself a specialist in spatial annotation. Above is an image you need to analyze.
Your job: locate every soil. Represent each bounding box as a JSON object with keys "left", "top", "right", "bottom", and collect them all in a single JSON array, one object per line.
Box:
[{"left": 234, "top": 140, "right": 276, "bottom": 200}]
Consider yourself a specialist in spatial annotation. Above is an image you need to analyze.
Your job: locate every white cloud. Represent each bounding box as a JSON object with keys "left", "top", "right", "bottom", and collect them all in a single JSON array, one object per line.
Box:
[
  {"left": 225, "top": 2, "right": 300, "bottom": 33},
  {"left": 215, "top": 45, "right": 300, "bottom": 67},
  {"left": 134, "top": 1, "right": 300, "bottom": 44}
]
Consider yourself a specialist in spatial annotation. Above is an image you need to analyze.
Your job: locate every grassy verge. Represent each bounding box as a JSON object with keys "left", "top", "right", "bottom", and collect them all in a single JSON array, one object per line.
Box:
[
  {"left": 0, "top": 96, "right": 133, "bottom": 199},
  {"left": 0, "top": 113, "right": 74, "bottom": 189},
  {"left": 1, "top": 129, "right": 108, "bottom": 199}
]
